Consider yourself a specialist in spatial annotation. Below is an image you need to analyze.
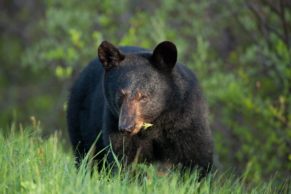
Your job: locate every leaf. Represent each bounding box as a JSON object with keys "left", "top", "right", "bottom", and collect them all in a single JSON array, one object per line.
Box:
[{"left": 142, "top": 122, "right": 153, "bottom": 130}]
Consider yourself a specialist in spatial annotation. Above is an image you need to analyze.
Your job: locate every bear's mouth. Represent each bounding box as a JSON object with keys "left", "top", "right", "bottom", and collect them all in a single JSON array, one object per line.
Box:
[
  {"left": 129, "top": 122, "right": 153, "bottom": 136},
  {"left": 119, "top": 118, "right": 148, "bottom": 136},
  {"left": 130, "top": 122, "right": 144, "bottom": 136},
  {"left": 119, "top": 116, "right": 153, "bottom": 136}
]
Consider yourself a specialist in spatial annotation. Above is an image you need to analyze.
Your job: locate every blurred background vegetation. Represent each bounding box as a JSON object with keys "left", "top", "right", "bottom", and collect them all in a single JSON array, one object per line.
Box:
[{"left": 0, "top": 0, "right": 290, "bottom": 184}]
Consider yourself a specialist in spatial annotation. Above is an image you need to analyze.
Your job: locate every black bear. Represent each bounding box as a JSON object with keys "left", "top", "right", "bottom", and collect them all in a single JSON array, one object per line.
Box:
[{"left": 67, "top": 40, "right": 213, "bottom": 176}]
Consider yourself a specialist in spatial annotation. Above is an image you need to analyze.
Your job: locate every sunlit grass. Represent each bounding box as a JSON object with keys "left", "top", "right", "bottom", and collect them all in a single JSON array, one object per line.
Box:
[{"left": 0, "top": 125, "right": 289, "bottom": 194}]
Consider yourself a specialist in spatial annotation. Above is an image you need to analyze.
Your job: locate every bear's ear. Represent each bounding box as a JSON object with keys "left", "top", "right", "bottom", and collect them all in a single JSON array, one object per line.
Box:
[
  {"left": 98, "top": 41, "right": 125, "bottom": 71},
  {"left": 152, "top": 41, "right": 177, "bottom": 73}
]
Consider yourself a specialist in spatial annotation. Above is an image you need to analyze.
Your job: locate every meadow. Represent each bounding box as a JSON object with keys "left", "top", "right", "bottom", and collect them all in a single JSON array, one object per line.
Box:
[{"left": 1, "top": 124, "right": 289, "bottom": 194}]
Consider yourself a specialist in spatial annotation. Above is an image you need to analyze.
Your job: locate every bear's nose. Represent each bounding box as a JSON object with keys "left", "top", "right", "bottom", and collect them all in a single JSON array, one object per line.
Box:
[{"left": 119, "top": 123, "right": 135, "bottom": 133}]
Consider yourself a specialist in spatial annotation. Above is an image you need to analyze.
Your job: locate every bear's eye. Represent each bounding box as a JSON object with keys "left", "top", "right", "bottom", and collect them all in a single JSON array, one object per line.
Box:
[
  {"left": 139, "top": 94, "right": 148, "bottom": 103},
  {"left": 120, "top": 89, "right": 127, "bottom": 96},
  {"left": 136, "top": 91, "right": 148, "bottom": 103}
]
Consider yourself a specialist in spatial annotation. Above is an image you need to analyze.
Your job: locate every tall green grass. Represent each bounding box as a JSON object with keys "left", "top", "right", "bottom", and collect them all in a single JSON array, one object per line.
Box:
[{"left": 0, "top": 125, "right": 289, "bottom": 194}]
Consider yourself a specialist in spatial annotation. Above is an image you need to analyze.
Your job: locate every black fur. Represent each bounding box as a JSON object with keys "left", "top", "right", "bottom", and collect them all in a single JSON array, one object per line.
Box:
[{"left": 67, "top": 41, "right": 213, "bottom": 176}]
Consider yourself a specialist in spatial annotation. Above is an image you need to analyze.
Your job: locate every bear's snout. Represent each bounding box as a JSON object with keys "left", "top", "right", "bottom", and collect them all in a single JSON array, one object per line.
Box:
[{"left": 118, "top": 98, "right": 144, "bottom": 135}]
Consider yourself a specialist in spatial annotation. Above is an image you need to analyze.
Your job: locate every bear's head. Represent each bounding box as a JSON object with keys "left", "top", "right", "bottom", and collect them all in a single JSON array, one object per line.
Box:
[{"left": 98, "top": 41, "right": 177, "bottom": 135}]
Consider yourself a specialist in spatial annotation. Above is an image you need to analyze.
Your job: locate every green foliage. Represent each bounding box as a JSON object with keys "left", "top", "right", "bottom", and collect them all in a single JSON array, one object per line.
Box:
[{"left": 1, "top": 126, "right": 289, "bottom": 194}]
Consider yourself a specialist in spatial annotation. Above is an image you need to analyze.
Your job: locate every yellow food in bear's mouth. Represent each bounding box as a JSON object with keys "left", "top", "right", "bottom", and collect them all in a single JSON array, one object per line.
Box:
[
  {"left": 142, "top": 122, "right": 153, "bottom": 130},
  {"left": 130, "top": 122, "right": 153, "bottom": 136}
]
